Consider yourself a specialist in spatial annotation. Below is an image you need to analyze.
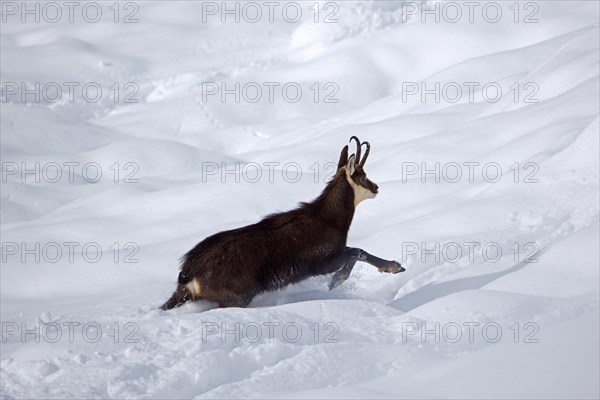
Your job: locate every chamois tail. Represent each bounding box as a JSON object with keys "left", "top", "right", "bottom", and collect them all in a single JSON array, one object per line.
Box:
[{"left": 160, "top": 283, "right": 192, "bottom": 310}]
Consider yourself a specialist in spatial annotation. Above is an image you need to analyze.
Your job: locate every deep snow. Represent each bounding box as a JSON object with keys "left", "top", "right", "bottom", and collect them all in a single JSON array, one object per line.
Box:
[{"left": 1, "top": 1, "right": 599, "bottom": 398}]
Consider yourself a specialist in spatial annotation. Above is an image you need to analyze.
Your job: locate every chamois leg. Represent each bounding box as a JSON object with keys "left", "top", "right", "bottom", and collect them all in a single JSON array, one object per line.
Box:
[
  {"left": 327, "top": 249, "right": 360, "bottom": 290},
  {"left": 160, "top": 284, "right": 192, "bottom": 310},
  {"left": 218, "top": 297, "right": 252, "bottom": 309},
  {"left": 348, "top": 247, "right": 405, "bottom": 274},
  {"left": 328, "top": 260, "right": 357, "bottom": 290},
  {"left": 216, "top": 290, "right": 255, "bottom": 309},
  {"left": 328, "top": 247, "right": 404, "bottom": 290}
]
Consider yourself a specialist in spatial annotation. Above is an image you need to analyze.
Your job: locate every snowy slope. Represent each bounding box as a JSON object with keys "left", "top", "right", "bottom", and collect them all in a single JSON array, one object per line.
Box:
[{"left": 1, "top": 1, "right": 599, "bottom": 398}]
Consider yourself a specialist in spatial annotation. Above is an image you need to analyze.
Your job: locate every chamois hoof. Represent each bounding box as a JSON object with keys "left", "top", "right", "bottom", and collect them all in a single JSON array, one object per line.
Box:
[
  {"left": 328, "top": 270, "right": 350, "bottom": 290},
  {"left": 378, "top": 261, "right": 405, "bottom": 274}
]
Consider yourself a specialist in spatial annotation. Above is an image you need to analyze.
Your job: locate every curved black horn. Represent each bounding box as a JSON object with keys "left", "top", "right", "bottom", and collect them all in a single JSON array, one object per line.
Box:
[
  {"left": 359, "top": 141, "right": 370, "bottom": 167},
  {"left": 349, "top": 136, "right": 361, "bottom": 164}
]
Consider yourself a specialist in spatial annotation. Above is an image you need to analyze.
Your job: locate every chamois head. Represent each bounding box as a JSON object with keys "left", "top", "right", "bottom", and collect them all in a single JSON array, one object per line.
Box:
[{"left": 338, "top": 136, "right": 379, "bottom": 206}]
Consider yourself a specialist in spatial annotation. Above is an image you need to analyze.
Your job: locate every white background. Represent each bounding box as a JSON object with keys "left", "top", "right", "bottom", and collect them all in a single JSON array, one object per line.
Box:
[{"left": 1, "top": 1, "right": 599, "bottom": 398}]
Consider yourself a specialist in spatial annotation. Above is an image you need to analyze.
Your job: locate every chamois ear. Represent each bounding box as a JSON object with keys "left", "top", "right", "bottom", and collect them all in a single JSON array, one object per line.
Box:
[
  {"left": 337, "top": 145, "right": 349, "bottom": 169},
  {"left": 347, "top": 154, "right": 356, "bottom": 175}
]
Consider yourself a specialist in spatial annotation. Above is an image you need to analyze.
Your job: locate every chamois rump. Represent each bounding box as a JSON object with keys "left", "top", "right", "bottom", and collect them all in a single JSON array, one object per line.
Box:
[{"left": 161, "top": 137, "right": 404, "bottom": 310}]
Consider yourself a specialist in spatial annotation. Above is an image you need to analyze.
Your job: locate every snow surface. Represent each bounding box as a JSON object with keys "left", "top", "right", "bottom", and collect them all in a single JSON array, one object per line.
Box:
[{"left": 1, "top": 1, "right": 599, "bottom": 398}]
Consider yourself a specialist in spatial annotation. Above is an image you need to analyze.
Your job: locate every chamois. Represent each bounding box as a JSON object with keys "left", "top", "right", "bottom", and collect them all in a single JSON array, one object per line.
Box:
[{"left": 161, "top": 137, "right": 404, "bottom": 310}]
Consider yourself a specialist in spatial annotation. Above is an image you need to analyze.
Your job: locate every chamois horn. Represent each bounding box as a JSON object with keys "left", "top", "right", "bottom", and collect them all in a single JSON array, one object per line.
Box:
[
  {"left": 349, "top": 136, "right": 361, "bottom": 165},
  {"left": 349, "top": 136, "right": 370, "bottom": 167},
  {"left": 359, "top": 141, "right": 370, "bottom": 167}
]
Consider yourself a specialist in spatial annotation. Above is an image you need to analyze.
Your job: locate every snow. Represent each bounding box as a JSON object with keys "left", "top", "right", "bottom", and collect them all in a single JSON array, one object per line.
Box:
[{"left": 1, "top": 1, "right": 599, "bottom": 398}]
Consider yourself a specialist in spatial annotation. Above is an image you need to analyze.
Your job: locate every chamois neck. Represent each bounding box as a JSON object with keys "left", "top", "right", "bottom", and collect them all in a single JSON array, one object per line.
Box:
[{"left": 311, "top": 169, "right": 355, "bottom": 230}]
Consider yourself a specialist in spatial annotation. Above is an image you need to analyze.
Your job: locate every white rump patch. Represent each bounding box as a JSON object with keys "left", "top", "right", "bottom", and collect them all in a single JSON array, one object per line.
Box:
[{"left": 186, "top": 278, "right": 202, "bottom": 297}]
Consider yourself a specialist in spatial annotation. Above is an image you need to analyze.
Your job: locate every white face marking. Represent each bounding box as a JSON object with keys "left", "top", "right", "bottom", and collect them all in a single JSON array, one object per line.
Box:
[
  {"left": 344, "top": 167, "right": 377, "bottom": 207},
  {"left": 186, "top": 278, "right": 202, "bottom": 297}
]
